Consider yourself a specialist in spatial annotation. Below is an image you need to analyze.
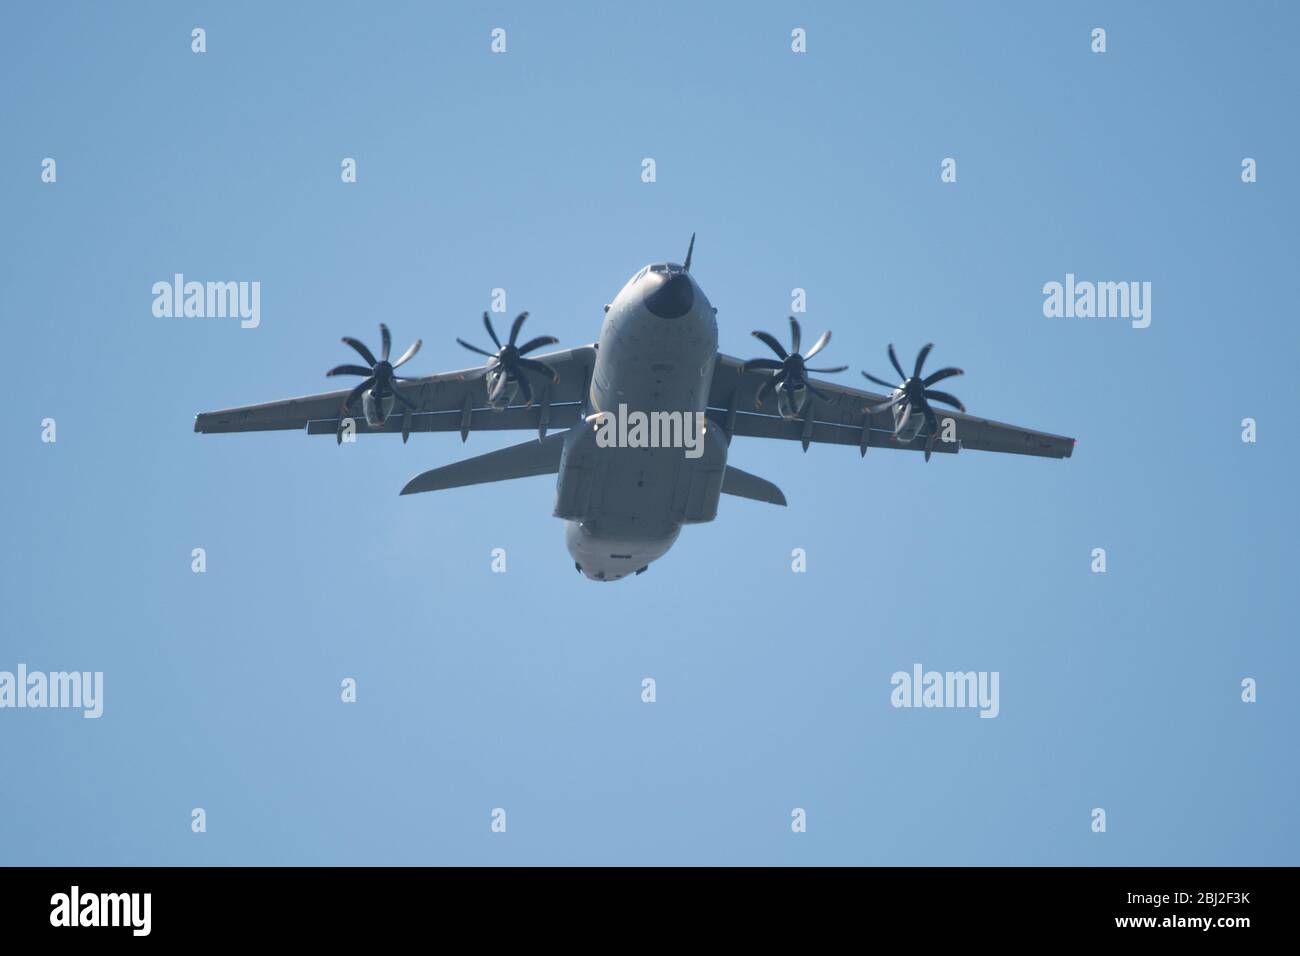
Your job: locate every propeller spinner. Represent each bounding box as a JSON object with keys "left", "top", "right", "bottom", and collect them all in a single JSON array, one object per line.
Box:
[
  {"left": 457, "top": 311, "right": 560, "bottom": 406},
  {"left": 862, "top": 343, "right": 965, "bottom": 461},
  {"left": 326, "top": 323, "right": 422, "bottom": 421},
  {"left": 744, "top": 316, "right": 847, "bottom": 412}
]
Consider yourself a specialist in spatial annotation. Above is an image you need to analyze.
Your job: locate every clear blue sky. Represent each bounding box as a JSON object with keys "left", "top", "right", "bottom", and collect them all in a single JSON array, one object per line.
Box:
[{"left": 2, "top": 1, "right": 1296, "bottom": 865}]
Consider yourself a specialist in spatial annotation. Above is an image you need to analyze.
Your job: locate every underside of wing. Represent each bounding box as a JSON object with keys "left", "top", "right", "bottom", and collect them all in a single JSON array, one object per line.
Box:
[
  {"left": 195, "top": 346, "right": 596, "bottom": 437},
  {"left": 707, "top": 354, "right": 1074, "bottom": 459}
]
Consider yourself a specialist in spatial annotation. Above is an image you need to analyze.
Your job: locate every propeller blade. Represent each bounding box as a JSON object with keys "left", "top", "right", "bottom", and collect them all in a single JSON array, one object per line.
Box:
[
  {"left": 517, "top": 358, "right": 560, "bottom": 382},
  {"left": 508, "top": 311, "right": 529, "bottom": 347},
  {"left": 806, "top": 364, "right": 848, "bottom": 374},
  {"left": 754, "top": 375, "right": 776, "bottom": 409},
  {"left": 380, "top": 323, "right": 392, "bottom": 361},
  {"left": 457, "top": 338, "right": 497, "bottom": 359},
  {"left": 861, "top": 371, "right": 898, "bottom": 390},
  {"left": 923, "top": 389, "right": 965, "bottom": 412},
  {"left": 913, "top": 342, "right": 933, "bottom": 378},
  {"left": 461, "top": 365, "right": 491, "bottom": 381},
  {"left": 806, "top": 383, "right": 833, "bottom": 402},
  {"left": 482, "top": 312, "right": 502, "bottom": 349},
  {"left": 752, "top": 330, "right": 789, "bottom": 360},
  {"left": 392, "top": 386, "right": 416, "bottom": 410},
  {"left": 896, "top": 402, "right": 913, "bottom": 435},
  {"left": 342, "top": 337, "right": 377, "bottom": 367},
  {"left": 923, "top": 407, "right": 939, "bottom": 462},
  {"left": 516, "top": 371, "right": 534, "bottom": 405},
  {"left": 868, "top": 394, "right": 904, "bottom": 414},
  {"left": 788, "top": 316, "right": 802, "bottom": 354},
  {"left": 743, "top": 358, "right": 784, "bottom": 372},
  {"left": 516, "top": 335, "right": 558, "bottom": 355},
  {"left": 488, "top": 371, "right": 509, "bottom": 401},
  {"left": 803, "top": 329, "right": 832, "bottom": 360},
  {"left": 683, "top": 232, "right": 695, "bottom": 271},
  {"left": 342, "top": 378, "right": 373, "bottom": 411},
  {"left": 888, "top": 344, "right": 906, "bottom": 381},
  {"left": 922, "top": 366, "right": 963, "bottom": 387},
  {"left": 327, "top": 364, "right": 374, "bottom": 378},
  {"left": 392, "top": 338, "right": 423, "bottom": 368}
]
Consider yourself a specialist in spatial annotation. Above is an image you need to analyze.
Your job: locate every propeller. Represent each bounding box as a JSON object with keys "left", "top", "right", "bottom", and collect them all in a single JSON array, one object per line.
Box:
[
  {"left": 326, "top": 323, "right": 422, "bottom": 418},
  {"left": 861, "top": 343, "right": 965, "bottom": 461},
  {"left": 457, "top": 311, "right": 559, "bottom": 405},
  {"left": 744, "top": 316, "right": 847, "bottom": 409}
]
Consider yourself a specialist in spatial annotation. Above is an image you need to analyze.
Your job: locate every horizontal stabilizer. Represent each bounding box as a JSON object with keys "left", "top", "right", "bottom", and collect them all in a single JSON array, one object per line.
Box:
[
  {"left": 401, "top": 432, "right": 564, "bottom": 496},
  {"left": 720, "top": 465, "right": 786, "bottom": 506}
]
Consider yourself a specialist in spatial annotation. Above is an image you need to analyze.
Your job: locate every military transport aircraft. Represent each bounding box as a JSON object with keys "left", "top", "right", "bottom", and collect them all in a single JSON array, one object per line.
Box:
[{"left": 196, "top": 237, "right": 1074, "bottom": 581}]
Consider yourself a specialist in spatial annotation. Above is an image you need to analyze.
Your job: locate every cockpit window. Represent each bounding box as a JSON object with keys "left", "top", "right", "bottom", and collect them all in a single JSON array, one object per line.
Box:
[{"left": 636, "top": 263, "right": 685, "bottom": 285}]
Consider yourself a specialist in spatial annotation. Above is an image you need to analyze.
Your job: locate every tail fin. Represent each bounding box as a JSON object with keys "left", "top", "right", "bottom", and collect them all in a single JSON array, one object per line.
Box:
[
  {"left": 720, "top": 465, "right": 786, "bottom": 506},
  {"left": 401, "top": 433, "right": 564, "bottom": 495}
]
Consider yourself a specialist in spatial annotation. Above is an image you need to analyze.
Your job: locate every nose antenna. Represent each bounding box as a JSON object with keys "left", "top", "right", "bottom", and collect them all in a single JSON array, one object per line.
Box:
[{"left": 683, "top": 233, "right": 695, "bottom": 272}]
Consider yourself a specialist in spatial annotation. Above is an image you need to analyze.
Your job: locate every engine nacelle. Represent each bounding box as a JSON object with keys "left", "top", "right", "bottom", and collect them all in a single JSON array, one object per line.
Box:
[
  {"left": 484, "top": 368, "right": 518, "bottom": 411},
  {"left": 774, "top": 381, "right": 808, "bottom": 420},
  {"left": 891, "top": 395, "right": 925, "bottom": 442},
  {"left": 361, "top": 389, "right": 395, "bottom": 427}
]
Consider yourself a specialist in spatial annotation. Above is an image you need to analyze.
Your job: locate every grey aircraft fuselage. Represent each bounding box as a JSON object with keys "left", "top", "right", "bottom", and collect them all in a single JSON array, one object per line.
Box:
[{"left": 562, "top": 260, "right": 721, "bottom": 581}]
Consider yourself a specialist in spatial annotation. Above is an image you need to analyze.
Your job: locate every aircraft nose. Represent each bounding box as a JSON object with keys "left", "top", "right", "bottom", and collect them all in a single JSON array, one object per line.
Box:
[{"left": 643, "top": 271, "right": 695, "bottom": 319}]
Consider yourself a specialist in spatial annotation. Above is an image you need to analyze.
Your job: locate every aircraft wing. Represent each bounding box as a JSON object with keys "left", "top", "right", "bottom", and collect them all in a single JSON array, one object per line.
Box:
[
  {"left": 194, "top": 346, "right": 597, "bottom": 439},
  {"left": 706, "top": 354, "right": 1075, "bottom": 459}
]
